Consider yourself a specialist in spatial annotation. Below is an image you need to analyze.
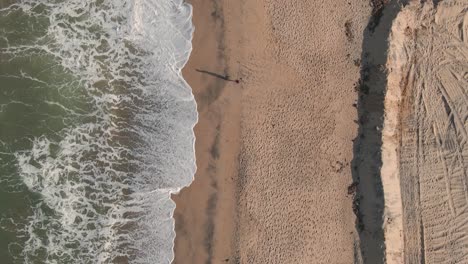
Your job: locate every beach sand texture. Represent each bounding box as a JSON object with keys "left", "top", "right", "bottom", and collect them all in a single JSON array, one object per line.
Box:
[
  {"left": 171, "top": 0, "right": 240, "bottom": 263},
  {"left": 384, "top": 0, "right": 468, "bottom": 263},
  {"left": 173, "top": 0, "right": 372, "bottom": 263},
  {"left": 234, "top": 1, "right": 369, "bottom": 263},
  {"left": 174, "top": 0, "right": 468, "bottom": 263}
]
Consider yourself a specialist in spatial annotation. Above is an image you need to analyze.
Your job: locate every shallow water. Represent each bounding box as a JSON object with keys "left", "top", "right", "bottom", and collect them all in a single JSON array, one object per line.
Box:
[{"left": 0, "top": 0, "right": 196, "bottom": 263}]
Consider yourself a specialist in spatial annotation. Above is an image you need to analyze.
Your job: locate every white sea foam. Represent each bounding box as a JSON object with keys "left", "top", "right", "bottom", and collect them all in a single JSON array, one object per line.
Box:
[{"left": 7, "top": 0, "right": 196, "bottom": 263}]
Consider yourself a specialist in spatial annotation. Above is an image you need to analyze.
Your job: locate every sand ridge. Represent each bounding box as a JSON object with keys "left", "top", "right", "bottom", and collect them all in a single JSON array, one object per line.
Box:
[{"left": 380, "top": 5, "right": 413, "bottom": 262}]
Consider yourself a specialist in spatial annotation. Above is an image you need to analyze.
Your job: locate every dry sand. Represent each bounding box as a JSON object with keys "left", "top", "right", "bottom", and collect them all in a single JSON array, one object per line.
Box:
[
  {"left": 383, "top": 0, "right": 468, "bottom": 263},
  {"left": 232, "top": 1, "right": 370, "bottom": 262},
  {"left": 173, "top": 0, "right": 373, "bottom": 263}
]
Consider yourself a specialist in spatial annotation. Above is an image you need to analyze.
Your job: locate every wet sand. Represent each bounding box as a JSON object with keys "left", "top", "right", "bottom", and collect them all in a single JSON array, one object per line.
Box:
[{"left": 171, "top": 0, "right": 240, "bottom": 263}]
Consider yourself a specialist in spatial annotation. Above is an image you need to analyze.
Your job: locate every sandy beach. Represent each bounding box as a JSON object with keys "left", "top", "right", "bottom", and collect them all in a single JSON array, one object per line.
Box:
[
  {"left": 173, "top": 0, "right": 371, "bottom": 263},
  {"left": 173, "top": 0, "right": 468, "bottom": 263}
]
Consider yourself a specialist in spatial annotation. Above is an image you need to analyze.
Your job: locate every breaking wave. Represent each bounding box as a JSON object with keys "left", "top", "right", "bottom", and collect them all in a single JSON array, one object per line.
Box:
[{"left": 0, "top": 0, "right": 196, "bottom": 263}]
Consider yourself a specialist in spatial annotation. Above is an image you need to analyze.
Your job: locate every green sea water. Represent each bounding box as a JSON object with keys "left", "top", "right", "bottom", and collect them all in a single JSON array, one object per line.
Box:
[
  {"left": 0, "top": 1, "right": 196, "bottom": 263},
  {"left": 0, "top": 5, "right": 90, "bottom": 263}
]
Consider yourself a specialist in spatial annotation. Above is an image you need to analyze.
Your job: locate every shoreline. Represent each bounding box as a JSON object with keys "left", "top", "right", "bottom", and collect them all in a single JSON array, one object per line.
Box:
[{"left": 172, "top": 0, "right": 240, "bottom": 262}]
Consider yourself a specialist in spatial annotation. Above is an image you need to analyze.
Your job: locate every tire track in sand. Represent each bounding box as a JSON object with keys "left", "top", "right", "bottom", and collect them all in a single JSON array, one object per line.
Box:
[{"left": 384, "top": 1, "right": 468, "bottom": 263}]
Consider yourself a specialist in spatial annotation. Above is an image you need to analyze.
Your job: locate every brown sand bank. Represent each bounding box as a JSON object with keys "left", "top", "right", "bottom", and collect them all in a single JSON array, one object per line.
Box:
[
  {"left": 173, "top": 0, "right": 375, "bottom": 263},
  {"left": 383, "top": 0, "right": 468, "bottom": 263}
]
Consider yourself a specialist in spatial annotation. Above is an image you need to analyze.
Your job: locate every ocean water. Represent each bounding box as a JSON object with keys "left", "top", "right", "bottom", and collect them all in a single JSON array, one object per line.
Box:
[{"left": 0, "top": 0, "right": 197, "bottom": 263}]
